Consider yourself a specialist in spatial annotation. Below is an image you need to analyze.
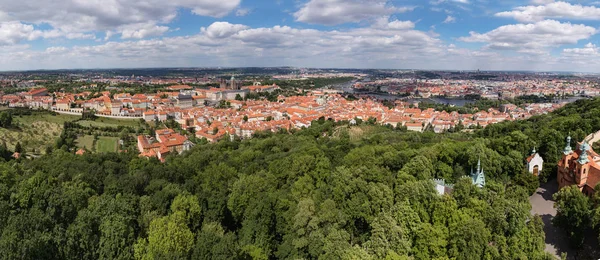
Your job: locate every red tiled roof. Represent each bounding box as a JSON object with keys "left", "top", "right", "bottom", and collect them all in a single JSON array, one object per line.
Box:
[
  {"left": 26, "top": 88, "right": 47, "bottom": 96},
  {"left": 167, "top": 85, "right": 192, "bottom": 90},
  {"left": 405, "top": 122, "right": 422, "bottom": 127}
]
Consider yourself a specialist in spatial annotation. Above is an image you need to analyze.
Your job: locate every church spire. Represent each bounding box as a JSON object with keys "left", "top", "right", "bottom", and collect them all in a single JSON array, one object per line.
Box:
[
  {"left": 563, "top": 135, "right": 573, "bottom": 155},
  {"left": 471, "top": 156, "right": 485, "bottom": 188},
  {"left": 578, "top": 141, "right": 590, "bottom": 164}
]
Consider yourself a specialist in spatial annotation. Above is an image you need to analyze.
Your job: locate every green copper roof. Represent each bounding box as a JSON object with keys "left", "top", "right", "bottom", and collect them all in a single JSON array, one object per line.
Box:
[
  {"left": 563, "top": 135, "right": 573, "bottom": 155},
  {"left": 578, "top": 142, "right": 590, "bottom": 164},
  {"left": 470, "top": 158, "right": 485, "bottom": 188}
]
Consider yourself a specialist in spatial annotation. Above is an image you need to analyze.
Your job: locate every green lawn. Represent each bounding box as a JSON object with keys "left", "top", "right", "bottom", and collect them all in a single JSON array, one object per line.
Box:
[
  {"left": 78, "top": 117, "right": 141, "bottom": 128},
  {"left": 76, "top": 135, "right": 95, "bottom": 150},
  {"left": 96, "top": 137, "right": 118, "bottom": 153}
]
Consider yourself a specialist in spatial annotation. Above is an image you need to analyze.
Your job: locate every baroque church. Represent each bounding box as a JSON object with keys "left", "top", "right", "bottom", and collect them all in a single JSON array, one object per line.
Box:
[{"left": 557, "top": 135, "right": 600, "bottom": 196}]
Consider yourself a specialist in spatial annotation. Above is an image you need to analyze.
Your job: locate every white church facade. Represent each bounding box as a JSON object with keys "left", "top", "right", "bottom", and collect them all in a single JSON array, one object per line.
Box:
[{"left": 526, "top": 148, "right": 544, "bottom": 176}]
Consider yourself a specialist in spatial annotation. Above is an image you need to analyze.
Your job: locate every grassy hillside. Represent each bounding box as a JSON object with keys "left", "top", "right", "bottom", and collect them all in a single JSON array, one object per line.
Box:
[{"left": 0, "top": 112, "right": 79, "bottom": 153}]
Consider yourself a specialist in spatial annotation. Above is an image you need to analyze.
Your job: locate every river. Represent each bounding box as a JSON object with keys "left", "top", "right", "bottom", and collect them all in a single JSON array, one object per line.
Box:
[
  {"left": 334, "top": 81, "right": 479, "bottom": 107},
  {"left": 331, "top": 80, "right": 590, "bottom": 107}
]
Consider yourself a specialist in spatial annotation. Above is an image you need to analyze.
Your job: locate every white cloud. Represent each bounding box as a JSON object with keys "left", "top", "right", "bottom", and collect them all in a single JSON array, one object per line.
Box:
[
  {"left": 443, "top": 15, "right": 456, "bottom": 23},
  {"left": 560, "top": 43, "right": 600, "bottom": 65},
  {"left": 562, "top": 43, "right": 600, "bottom": 56},
  {"left": 3, "top": 2, "right": 600, "bottom": 72},
  {"left": 235, "top": 8, "right": 251, "bottom": 17},
  {"left": 371, "top": 16, "right": 415, "bottom": 30},
  {"left": 181, "top": 0, "right": 241, "bottom": 17},
  {"left": 459, "top": 20, "right": 597, "bottom": 51},
  {"left": 0, "top": 22, "right": 37, "bottom": 45},
  {"left": 202, "top": 22, "right": 249, "bottom": 39},
  {"left": 530, "top": 0, "right": 554, "bottom": 5},
  {"left": 387, "top": 20, "right": 416, "bottom": 30},
  {"left": 0, "top": 21, "right": 95, "bottom": 45},
  {"left": 120, "top": 24, "right": 170, "bottom": 39},
  {"left": 0, "top": 0, "right": 241, "bottom": 37},
  {"left": 45, "top": 46, "right": 69, "bottom": 54},
  {"left": 294, "top": 0, "right": 413, "bottom": 25},
  {"left": 496, "top": 1, "right": 600, "bottom": 22},
  {"left": 430, "top": 0, "right": 469, "bottom": 5},
  {"left": 104, "top": 31, "right": 113, "bottom": 41},
  {"left": 0, "top": 21, "right": 447, "bottom": 70}
]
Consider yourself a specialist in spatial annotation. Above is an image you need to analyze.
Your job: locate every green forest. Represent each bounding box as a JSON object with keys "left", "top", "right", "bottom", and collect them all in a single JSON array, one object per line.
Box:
[{"left": 3, "top": 98, "right": 600, "bottom": 259}]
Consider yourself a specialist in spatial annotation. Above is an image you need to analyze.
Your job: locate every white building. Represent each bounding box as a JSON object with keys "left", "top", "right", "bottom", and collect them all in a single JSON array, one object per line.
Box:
[
  {"left": 434, "top": 179, "right": 453, "bottom": 195},
  {"left": 526, "top": 148, "right": 544, "bottom": 176}
]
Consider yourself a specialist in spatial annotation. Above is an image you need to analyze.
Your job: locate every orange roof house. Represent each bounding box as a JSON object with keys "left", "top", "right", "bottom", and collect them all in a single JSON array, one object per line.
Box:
[
  {"left": 137, "top": 128, "right": 194, "bottom": 162},
  {"left": 24, "top": 88, "right": 48, "bottom": 99}
]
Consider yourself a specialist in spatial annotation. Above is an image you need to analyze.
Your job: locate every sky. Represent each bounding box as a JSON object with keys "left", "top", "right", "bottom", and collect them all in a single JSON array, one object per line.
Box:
[{"left": 2, "top": 0, "right": 600, "bottom": 72}]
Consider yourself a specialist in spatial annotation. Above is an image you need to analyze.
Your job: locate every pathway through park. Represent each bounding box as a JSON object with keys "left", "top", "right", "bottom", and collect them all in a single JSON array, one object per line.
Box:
[
  {"left": 529, "top": 181, "right": 571, "bottom": 259},
  {"left": 529, "top": 181, "right": 600, "bottom": 259}
]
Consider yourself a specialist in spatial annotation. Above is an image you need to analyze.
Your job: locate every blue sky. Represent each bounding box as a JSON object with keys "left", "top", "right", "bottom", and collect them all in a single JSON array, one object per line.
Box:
[{"left": 1, "top": 0, "right": 600, "bottom": 72}]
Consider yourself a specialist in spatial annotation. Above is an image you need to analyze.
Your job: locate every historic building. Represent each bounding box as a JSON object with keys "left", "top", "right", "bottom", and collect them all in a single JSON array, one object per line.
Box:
[
  {"left": 434, "top": 179, "right": 454, "bottom": 195},
  {"left": 176, "top": 93, "right": 193, "bottom": 108},
  {"left": 137, "top": 128, "right": 194, "bottom": 162},
  {"left": 526, "top": 147, "right": 544, "bottom": 176},
  {"left": 219, "top": 76, "right": 243, "bottom": 90},
  {"left": 24, "top": 87, "right": 48, "bottom": 99},
  {"left": 557, "top": 135, "right": 600, "bottom": 196},
  {"left": 435, "top": 158, "right": 486, "bottom": 195},
  {"left": 470, "top": 158, "right": 486, "bottom": 188}
]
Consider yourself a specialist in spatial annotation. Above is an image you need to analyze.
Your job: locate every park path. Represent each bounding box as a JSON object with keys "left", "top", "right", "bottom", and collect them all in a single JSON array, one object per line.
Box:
[
  {"left": 529, "top": 181, "right": 600, "bottom": 260},
  {"left": 529, "top": 181, "right": 572, "bottom": 259}
]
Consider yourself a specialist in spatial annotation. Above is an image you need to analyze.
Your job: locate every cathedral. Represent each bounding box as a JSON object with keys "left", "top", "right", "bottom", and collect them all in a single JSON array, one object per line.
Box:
[
  {"left": 557, "top": 135, "right": 600, "bottom": 196},
  {"left": 219, "top": 76, "right": 243, "bottom": 90}
]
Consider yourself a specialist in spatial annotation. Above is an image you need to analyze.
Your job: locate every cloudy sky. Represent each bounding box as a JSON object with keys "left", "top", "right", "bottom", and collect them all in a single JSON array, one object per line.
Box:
[{"left": 2, "top": 0, "right": 600, "bottom": 72}]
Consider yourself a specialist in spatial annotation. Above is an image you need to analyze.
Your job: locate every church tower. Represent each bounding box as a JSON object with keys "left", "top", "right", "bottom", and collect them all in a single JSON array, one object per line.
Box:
[
  {"left": 563, "top": 135, "right": 573, "bottom": 155},
  {"left": 230, "top": 76, "right": 236, "bottom": 90},
  {"left": 578, "top": 142, "right": 590, "bottom": 165},
  {"left": 470, "top": 157, "right": 486, "bottom": 188}
]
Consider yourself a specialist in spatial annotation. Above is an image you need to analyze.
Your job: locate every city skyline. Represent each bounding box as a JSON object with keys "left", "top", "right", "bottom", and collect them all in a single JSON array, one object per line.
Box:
[{"left": 2, "top": 0, "right": 600, "bottom": 72}]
